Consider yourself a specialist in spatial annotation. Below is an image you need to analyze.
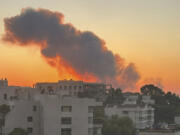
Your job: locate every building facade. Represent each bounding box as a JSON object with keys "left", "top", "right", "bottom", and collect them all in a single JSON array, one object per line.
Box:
[
  {"left": 105, "top": 104, "right": 154, "bottom": 129},
  {"left": 0, "top": 79, "right": 103, "bottom": 135}
]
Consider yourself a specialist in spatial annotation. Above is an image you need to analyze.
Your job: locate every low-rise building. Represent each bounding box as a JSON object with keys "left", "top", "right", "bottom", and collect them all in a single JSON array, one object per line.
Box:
[
  {"left": 105, "top": 104, "right": 154, "bottom": 129},
  {"left": 142, "top": 96, "right": 155, "bottom": 105}
]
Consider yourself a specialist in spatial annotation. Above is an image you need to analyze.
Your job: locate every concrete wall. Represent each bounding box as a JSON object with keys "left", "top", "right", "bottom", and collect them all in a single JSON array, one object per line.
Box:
[
  {"left": 4, "top": 100, "right": 40, "bottom": 135},
  {"left": 34, "top": 94, "right": 102, "bottom": 135}
]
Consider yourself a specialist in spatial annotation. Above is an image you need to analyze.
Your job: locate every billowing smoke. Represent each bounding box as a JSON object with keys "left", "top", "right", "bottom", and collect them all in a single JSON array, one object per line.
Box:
[{"left": 2, "top": 8, "right": 140, "bottom": 89}]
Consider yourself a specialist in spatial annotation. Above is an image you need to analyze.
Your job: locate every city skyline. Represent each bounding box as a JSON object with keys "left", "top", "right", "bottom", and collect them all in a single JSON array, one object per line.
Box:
[{"left": 0, "top": 0, "right": 180, "bottom": 93}]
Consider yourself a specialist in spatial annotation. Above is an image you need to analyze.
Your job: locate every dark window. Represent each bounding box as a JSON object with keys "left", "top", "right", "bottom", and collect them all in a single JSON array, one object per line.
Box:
[
  {"left": 27, "top": 116, "right": 33, "bottom": 122},
  {"left": 61, "top": 128, "right": 71, "bottom": 135},
  {"left": 93, "top": 127, "right": 99, "bottom": 135},
  {"left": 88, "top": 117, "right": 93, "bottom": 124},
  {"left": 4, "top": 94, "right": 7, "bottom": 100},
  {"left": 33, "top": 105, "right": 37, "bottom": 111},
  {"left": 61, "top": 117, "right": 72, "bottom": 124},
  {"left": 73, "top": 86, "right": 77, "bottom": 90},
  {"left": 27, "top": 127, "right": 33, "bottom": 133},
  {"left": 88, "top": 106, "right": 94, "bottom": 113},
  {"left": 61, "top": 106, "right": 72, "bottom": 112},
  {"left": 59, "top": 86, "right": 62, "bottom": 90},
  {"left": 69, "top": 86, "right": 72, "bottom": 90},
  {"left": 123, "top": 111, "right": 128, "bottom": 114}
]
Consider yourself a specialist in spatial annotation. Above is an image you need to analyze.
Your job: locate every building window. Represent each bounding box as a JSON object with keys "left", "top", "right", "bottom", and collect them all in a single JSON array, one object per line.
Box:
[
  {"left": 88, "top": 117, "right": 93, "bottom": 124},
  {"left": 27, "top": 116, "right": 33, "bottom": 122},
  {"left": 139, "top": 116, "right": 143, "bottom": 121},
  {"left": 93, "top": 127, "right": 99, "bottom": 135},
  {"left": 4, "top": 94, "right": 7, "bottom": 100},
  {"left": 61, "top": 106, "right": 72, "bottom": 112},
  {"left": 61, "top": 128, "right": 71, "bottom": 135},
  {"left": 61, "top": 117, "right": 72, "bottom": 125},
  {"left": 27, "top": 127, "right": 33, "bottom": 133},
  {"left": 88, "top": 106, "right": 94, "bottom": 113},
  {"left": 79, "top": 86, "right": 82, "bottom": 90},
  {"left": 73, "top": 86, "right": 77, "bottom": 90},
  {"left": 64, "top": 86, "right": 67, "bottom": 90},
  {"left": 139, "top": 111, "right": 142, "bottom": 116},
  {"left": 69, "top": 86, "right": 72, "bottom": 90},
  {"left": 59, "top": 86, "right": 62, "bottom": 90},
  {"left": 88, "top": 128, "right": 93, "bottom": 135},
  {"left": 148, "top": 110, "right": 152, "bottom": 114},
  {"left": 123, "top": 111, "right": 128, "bottom": 114},
  {"left": 33, "top": 105, "right": 37, "bottom": 112}
]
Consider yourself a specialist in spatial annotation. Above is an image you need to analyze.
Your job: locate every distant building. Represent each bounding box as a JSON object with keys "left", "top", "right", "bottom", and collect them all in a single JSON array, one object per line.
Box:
[
  {"left": 0, "top": 78, "right": 8, "bottom": 88},
  {"left": 122, "top": 93, "right": 155, "bottom": 106},
  {"left": 142, "top": 96, "right": 155, "bottom": 105},
  {"left": 35, "top": 79, "right": 108, "bottom": 101},
  {"left": 122, "top": 95, "right": 139, "bottom": 105},
  {"left": 105, "top": 92, "right": 155, "bottom": 129},
  {"left": 105, "top": 104, "right": 154, "bottom": 129}
]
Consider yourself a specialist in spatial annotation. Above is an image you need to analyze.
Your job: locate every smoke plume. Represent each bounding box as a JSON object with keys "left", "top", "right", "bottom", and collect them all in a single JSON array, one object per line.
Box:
[{"left": 2, "top": 8, "right": 140, "bottom": 89}]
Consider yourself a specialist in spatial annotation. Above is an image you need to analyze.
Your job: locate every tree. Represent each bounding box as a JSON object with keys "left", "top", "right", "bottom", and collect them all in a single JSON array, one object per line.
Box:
[
  {"left": 140, "top": 84, "right": 164, "bottom": 96},
  {"left": 141, "top": 84, "right": 180, "bottom": 124},
  {"left": 104, "top": 88, "right": 124, "bottom": 105},
  {"left": 8, "top": 128, "right": 28, "bottom": 135},
  {"left": 0, "top": 104, "right": 10, "bottom": 135},
  {"left": 102, "top": 116, "right": 136, "bottom": 135}
]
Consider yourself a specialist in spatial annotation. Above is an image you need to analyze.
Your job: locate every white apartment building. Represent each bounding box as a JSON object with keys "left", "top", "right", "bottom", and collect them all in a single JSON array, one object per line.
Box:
[
  {"left": 3, "top": 94, "right": 103, "bottom": 135},
  {"left": 0, "top": 79, "right": 103, "bottom": 135},
  {"left": 142, "top": 96, "right": 155, "bottom": 105},
  {"left": 122, "top": 94, "right": 155, "bottom": 106},
  {"left": 105, "top": 104, "right": 154, "bottom": 129},
  {"left": 123, "top": 95, "right": 139, "bottom": 105}
]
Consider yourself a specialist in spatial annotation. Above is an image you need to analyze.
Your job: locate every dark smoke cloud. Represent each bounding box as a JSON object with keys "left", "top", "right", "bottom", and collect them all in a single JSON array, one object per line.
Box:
[{"left": 2, "top": 8, "right": 140, "bottom": 89}]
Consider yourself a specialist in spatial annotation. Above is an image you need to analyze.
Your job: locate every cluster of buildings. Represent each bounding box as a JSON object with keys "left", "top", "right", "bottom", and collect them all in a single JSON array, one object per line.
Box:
[
  {"left": 105, "top": 94, "right": 154, "bottom": 129},
  {"left": 0, "top": 78, "right": 155, "bottom": 135}
]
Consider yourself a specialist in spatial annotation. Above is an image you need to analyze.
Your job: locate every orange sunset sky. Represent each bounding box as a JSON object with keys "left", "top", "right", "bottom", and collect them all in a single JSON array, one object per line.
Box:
[{"left": 0, "top": 0, "right": 180, "bottom": 93}]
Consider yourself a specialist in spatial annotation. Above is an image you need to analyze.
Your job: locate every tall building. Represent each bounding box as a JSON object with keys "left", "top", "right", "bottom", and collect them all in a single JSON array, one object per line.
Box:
[
  {"left": 0, "top": 79, "right": 103, "bottom": 135},
  {"left": 4, "top": 94, "right": 102, "bottom": 135}
]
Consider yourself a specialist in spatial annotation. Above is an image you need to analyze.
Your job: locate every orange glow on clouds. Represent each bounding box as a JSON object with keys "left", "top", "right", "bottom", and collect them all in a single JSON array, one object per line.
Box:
[{"left": 45, "top": 56, "right": 100, "bottom": 82}]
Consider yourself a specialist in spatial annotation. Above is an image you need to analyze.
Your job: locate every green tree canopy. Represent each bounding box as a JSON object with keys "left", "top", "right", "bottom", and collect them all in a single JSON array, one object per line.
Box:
[
  {"left": 8, "top": 128, "right": 28, "bottom": 135},
  {"left": 102, "top": 116, "right": 136, "bottom": 135}
]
